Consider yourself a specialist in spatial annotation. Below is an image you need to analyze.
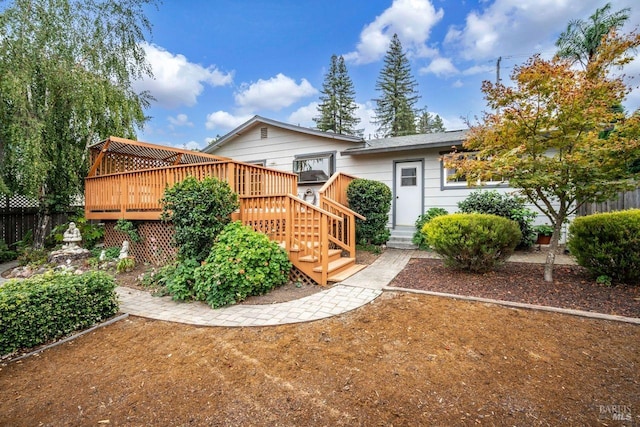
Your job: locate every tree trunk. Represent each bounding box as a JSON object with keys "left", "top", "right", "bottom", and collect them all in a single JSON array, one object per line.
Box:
[
  {"left": 33, "top": 210, "right": 50, "bottom": 250},
  {"left": 543, "top": 222, "right": 563, "bottom": 282}
]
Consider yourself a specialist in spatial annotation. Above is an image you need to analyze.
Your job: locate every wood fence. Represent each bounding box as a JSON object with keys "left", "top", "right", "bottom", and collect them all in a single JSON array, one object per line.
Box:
[
  {"left": 0, "top": 196, "right": 78, "bottom": 248},
  {"left": 577, "top": 188, "right": 640, "bottom": 216}
]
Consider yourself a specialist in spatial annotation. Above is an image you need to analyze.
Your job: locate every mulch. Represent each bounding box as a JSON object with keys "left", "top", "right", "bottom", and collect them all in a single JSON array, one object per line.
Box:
[{"left": 388, "top": 257, "right": 640, "bottom": 319}]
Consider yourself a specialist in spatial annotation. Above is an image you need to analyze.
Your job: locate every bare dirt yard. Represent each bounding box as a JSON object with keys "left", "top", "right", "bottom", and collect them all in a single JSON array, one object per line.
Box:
[{"left": 1, "top": 252, "right": 639, "bottom": 426}]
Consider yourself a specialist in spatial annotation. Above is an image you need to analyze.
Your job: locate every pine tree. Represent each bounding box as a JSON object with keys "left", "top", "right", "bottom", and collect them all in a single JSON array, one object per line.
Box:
[
  {"left": 314, "top": 55, "right": 361, "bottom": 135},
  {"left": 417, "top": 108, "right": 446, "bottom": 133},
  {"left": 373, "top": 34, "right": 420, "bottom": 137}
]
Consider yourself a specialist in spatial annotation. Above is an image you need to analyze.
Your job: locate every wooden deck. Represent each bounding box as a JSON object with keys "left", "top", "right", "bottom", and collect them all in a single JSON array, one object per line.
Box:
[{"left": 84, "top": 137, "right": 364, "bottom": 285}]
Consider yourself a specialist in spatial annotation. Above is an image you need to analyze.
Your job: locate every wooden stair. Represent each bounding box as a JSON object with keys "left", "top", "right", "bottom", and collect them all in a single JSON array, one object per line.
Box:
[{"left": 284, "top": 240, "right": 365, "bottom": 285}]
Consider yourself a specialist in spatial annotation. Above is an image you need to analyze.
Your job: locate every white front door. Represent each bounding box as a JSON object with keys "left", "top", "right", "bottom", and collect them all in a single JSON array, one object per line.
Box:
[{"left": 394, "top": 161, "right": 423, "bottom": 226}]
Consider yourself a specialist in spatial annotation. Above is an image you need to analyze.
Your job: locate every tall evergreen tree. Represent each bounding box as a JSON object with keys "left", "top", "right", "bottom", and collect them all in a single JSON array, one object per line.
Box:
[
  {"left": 314, "top": 55, "right": 361, "bottom": 135},
  {"left": 417, "top": 107, "right": 446, "bottom": 134},
  {"left": 373, "top": 34, "right": 420, "bottom": 137},
  {"left": 0, "top": 0, "right": 156, "bottom": 247},
  {"left": 555, "top": 2, "right": 630, "bottom": 68}
]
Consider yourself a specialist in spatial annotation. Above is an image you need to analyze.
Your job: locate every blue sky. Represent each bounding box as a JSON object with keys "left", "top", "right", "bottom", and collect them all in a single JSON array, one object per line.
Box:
[{"left": 134, "top": 0, "right": 640, "bottom": 150}]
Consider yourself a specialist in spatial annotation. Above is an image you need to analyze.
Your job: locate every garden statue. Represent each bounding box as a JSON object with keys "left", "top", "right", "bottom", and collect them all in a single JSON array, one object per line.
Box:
[
  {"left": 48, "top": 221, "right": 90, "bottom": 264},
  {"left": 62, "top": 222, "right": 82, "bottom": 248},
  {"left": 119, "top": 240, "right": 130, "bottom": 259}
]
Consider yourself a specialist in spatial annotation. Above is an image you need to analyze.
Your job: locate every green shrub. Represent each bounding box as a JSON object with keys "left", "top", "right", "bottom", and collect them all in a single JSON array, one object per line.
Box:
[
  {"left": 0, "top": 240, "right": 18, "bottom": 262},
  {"left": 114, "top": 219, "right": 142, "bottom": 243},
  {"left": 568, "top": 210, "right": 640, "bottom": 285},
  {"left": 160, "top": 176, "right": 239, "bottom": 262},
  {"left": 424, "top": 213, "right": 521, "bottom": 273},
  {"left": 347, "top": 178, "right": 392, "bottom": 245},
  {"left": 164, "top": 258, "right": 200, "bottom": 301},
  {"left": 413, "top": 208, "right": 448, "bottom": 250},
  {"left": 90, "top": 246, "right": 121, "bottom": 260},
  {"left": 0, "top": 271, "right": 118, "bottom": 356},
  {"left": 17, "top": 247, "right": 49, "bottom": 266},
  {"left": 458, "top": 190, "right": 536, "bottom": 249},
  {"left": 116, "top": 257, "right": 135, "bottom": 273},
  {"left": 194, "top": 222, "right": 291, "bottom": 308}
]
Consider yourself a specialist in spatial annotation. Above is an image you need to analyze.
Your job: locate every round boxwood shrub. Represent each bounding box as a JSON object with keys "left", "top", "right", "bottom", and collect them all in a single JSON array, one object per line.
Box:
[
  {"left": 194, "top": 222, "right": 292, "bottom": 308},
  {"left": 568, "top": 209, "right": 640, "bottom": 285},
  {"left": 347, "top": 178, "right": 392, "bottom": 245},
  {"left": 424, "top": 213, "right": 521, "bottom": 273}
]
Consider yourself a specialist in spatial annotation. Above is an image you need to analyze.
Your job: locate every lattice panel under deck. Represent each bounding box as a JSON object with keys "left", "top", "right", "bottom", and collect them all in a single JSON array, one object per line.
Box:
[
  {"left": 104, "top": 221, "right": 176, "bottom": 265},
  {"left": 289, "top": 265, "right": 319, "bottom": 287}
]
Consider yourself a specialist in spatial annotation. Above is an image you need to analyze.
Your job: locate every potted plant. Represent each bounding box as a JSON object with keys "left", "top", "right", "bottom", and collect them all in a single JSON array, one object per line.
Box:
[{"left": 534, "top": 224, "right": 554, "bottom": 245}]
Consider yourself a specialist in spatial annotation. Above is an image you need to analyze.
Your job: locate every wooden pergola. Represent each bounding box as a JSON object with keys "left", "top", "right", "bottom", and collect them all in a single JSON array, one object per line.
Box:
[{"left": 85, "top": 136, "right": 297, "bottom": 220}]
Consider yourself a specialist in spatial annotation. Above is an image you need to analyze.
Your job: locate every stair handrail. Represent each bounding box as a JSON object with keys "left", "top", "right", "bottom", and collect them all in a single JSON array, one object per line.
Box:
[{"left": 318, "top": 172, "right": 366, "bottom": 258}]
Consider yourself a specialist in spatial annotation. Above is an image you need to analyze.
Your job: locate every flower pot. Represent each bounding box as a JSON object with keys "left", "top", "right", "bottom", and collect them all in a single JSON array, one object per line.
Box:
[{"left": 536, "top": 235, "right": 551, "bottom": 245}]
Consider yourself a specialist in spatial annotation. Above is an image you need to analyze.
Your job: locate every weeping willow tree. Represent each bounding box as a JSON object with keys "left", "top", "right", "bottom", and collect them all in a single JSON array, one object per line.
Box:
[{"left": 0, "top": 0, "right": 157, "bottom": 247}]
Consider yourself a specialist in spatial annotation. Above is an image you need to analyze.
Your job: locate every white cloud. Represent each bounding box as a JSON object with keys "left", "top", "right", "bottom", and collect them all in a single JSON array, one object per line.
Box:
[
  {"left": 356, "top": 102, "right": 378, "bottom": 139},
  {"left": 441, "top": 114, "right": 469, "bottom": 130},
  {"left": 288, "top": 102, "right": 319, "bottom": 127},
  {"left": 234, "top": 74, "right": 317, "bottom": 112},
  {"left": 462, "top": 64, "right": 495, "bottom": 76},
  {"left": 205, "top": 111, "right": 253, "bottom": 132},
  {"left": 452, "top": 80, "right": 463, "bottom": 88},
  {"left": 172, "top": 140, "right": 201, "bottom": 151},
  {"left": 420, "top": 57, "right": 459, "bottom": 77},
  {"left": 167, "top": 113, "right": 193, "bottom": 129},
  {"left": 134, "top": 43, "right": 233, "bottom": 109},
  {"left": 344, "top": 0, "right": 444, "bottom": 64},
  {"left": 444, "top": 0, "right": 606, "bottom": 61}
]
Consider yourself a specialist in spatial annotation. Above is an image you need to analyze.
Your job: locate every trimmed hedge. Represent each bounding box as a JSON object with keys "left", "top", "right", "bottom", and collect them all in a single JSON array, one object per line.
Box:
[
  {"left": 347, "top": 178, "right": 392, "bottom": 245},
  {"left": 568, "top": 210, "right": 640, "bottom": 285},
  {"left": 424, "top": 213, "right": 521, "bottom": 273},
  {"left": 194, "top": 222, "right": 291, "bottom": 308},
  {"left": 0, "top": 271, "right": 119, "bottom": 356}
]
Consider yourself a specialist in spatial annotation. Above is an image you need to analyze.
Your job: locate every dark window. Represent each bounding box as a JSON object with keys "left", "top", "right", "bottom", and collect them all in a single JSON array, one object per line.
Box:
[{"left": 293, "top": 152, "right": 335, "bottom": 183}]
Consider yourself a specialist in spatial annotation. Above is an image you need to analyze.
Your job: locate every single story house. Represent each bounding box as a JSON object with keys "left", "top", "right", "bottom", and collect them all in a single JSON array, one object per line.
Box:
[{"left": 203, "top": 115, "right": 555, "bottom": 247}]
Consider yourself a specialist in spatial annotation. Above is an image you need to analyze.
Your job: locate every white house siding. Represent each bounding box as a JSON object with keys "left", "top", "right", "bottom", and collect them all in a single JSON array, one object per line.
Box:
[
  {"left": 207, "top": 121, "right": 564, "bottom": 238},
  {"left": 209, "top": 125, "right": 359, "bottom": 198}
]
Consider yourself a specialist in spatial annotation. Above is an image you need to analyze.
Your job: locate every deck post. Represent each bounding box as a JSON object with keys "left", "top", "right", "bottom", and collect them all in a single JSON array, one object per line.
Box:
[
  {"left": 227, "top": 162, "right": 236, "bottom": 193},
  {"left": 320, "top": 217, "right": 328, "bottom": 286},
  {"left": 119, "top": 173, "right": 126, "bottom": 217}
]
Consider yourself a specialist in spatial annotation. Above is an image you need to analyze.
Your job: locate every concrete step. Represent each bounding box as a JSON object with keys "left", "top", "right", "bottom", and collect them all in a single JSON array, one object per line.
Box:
[{"left": 387, "top": 226, "right": 418, "bottom": 249}]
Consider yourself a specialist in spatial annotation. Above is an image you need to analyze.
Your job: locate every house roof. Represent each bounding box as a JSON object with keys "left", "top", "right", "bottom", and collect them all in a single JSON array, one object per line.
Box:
[
  {"left": 341, "top": 129, "right": 469, "bottom": 155},
  {"left": 203, "top": 115, "right": 365, "bottom": 153}
]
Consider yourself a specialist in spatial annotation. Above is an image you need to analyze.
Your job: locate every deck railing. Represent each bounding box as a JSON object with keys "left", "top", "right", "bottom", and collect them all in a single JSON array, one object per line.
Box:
[
  {"left": 85, "top": 161, "right": 297, "bottom": 220},
  {"left": 238, "top": 194, "right": 343, "bottom": 285},
  {"left": 318, "top": 172, "right": 365, "bottom": 258}
]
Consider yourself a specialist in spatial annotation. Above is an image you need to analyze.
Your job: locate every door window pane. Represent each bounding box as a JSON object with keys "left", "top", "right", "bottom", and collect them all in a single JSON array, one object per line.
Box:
[{"left": 401, "top": 167, "right": 417, "bottom": 186}]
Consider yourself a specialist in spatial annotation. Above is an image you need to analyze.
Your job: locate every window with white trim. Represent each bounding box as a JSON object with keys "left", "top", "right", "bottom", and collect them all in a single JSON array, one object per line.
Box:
[
  {"left": 442, "top": 152, "right": 506, "bottom": 188},
  {"left": 293, "top": 152, "right": 335, "bottom": 184}
]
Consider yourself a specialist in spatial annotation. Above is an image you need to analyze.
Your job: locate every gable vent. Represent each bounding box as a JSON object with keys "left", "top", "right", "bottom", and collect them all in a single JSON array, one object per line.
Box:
[{"left": 260, "top": 127, "right": 268, "bottom": 139}]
